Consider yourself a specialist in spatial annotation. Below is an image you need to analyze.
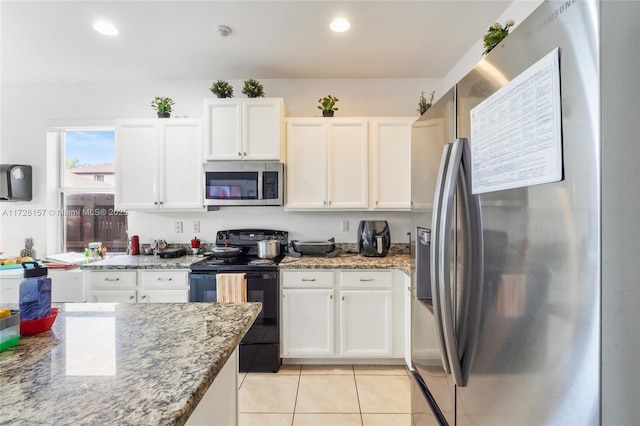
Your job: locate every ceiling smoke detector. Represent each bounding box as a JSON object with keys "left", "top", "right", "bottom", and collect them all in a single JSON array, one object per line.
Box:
[{"left": 217, "top": 25, "right": 232, "bottom": 37}]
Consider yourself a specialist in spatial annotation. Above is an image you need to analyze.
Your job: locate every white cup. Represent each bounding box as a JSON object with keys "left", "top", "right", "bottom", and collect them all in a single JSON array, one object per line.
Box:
[{"left": 191, "top": 248, "right": 199, "bottom": 255}]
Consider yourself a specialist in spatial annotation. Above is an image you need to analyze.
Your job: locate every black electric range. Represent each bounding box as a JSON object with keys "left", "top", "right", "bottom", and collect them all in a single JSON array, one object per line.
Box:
[
  {"left": 190, "top": 229, "right": 288, "bottom": 272},
  {"left": 189, "top": 229, "right": 288, "bottom": 373}
]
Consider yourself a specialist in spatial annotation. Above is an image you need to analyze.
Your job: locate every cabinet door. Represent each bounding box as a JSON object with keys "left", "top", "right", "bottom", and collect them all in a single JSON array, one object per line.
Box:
[
  {"left": 404, "top": 273, "right": 413, "bottom": 369},
  {"left": 282, "top": 288, "right": 334, "bottom": 356},
  {"left": 139, "top": 289, "right": 188, "bottom": 303},
  {"left": 138, "top": 270, "right": 188, "bottom": 290},
  {"left": 243, "top": 99, "right": 283, "bottom": 160},
  {"left": 115, "top": 121, "right": 158, "bottom": 210},
  {"left": 89, "top": 290, "right": 136, "bottom": 303},
  {"left": 285, "top": 119, "right": 327, "bottom": 209},
  {"left": 370, "top": 118, "right": 413, "bottom": 210},
  {"left": 49, "top": 269, "right": 86, "bottom": 302},
  {"left": 204, "top": 99, "right": 242, "bottom": 160},
  {"left": 328, "top": 120, "right": 369, "bottom": 209},
  {"left": 160, "top": 120, "right": 203, "bottom": 209},
  {"left": 340, "top": 289, "right": 393, "bottom": 356}
]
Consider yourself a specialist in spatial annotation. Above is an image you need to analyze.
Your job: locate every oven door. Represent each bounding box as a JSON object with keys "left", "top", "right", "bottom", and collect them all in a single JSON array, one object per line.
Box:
[{"left": 188, "top": 270, "right": 279, "bottom": 344}]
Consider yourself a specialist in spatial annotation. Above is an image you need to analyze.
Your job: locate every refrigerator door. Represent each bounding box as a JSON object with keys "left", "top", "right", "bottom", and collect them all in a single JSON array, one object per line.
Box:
[
  {"left": 455, "top": 1, "right": 600, "bottom": 424},
  {"left": 411, "top": 88, "right": 456, "bottom": 425}
]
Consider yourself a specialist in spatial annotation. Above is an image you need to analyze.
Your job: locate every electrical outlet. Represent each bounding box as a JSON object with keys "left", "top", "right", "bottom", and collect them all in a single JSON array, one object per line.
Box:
[
  {"left": 175, "top": 221, "right": 183, "bottom": 233},
  {"left": 341, "top": 219, "right": 349, "bottom": 232},
  {"left": 193, "top": 220, "right": 200, "bottom": 233}
]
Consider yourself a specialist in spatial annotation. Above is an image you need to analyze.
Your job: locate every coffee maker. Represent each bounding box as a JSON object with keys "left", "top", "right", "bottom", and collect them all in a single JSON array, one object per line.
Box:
[{"left": 357, "top": 220, "right": 391, "bottom": 257}]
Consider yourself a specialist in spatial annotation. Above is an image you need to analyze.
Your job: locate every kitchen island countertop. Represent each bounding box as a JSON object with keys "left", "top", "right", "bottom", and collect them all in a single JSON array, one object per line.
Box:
[
  {"left": 0, "top": 302, "right": 261, "bottom": 425},
  {"left": 279, "top": 253, "right": 413, "bottom": 275}
]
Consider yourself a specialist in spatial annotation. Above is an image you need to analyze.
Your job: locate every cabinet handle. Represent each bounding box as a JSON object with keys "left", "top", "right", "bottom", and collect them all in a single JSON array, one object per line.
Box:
[
  {"left": 359, "top": 278, "right": 374, "bottom": 282},
  {"left": 104, "top": 278, "right": 120, "bottom": 282},
  {"left": 342, "top": 296, "right": 344, "bottom": 300},
  {"left": 129, "top": 295, "right": 135, "bottom": 301},
  {"left": 375, "top": 201, "right": 379, "bottom": 206},
  {"left": 156, "top": 277, "right": 173, "bottom": 281},
  {"left": 141, "top": 295, "right": 147, "bottom": 300},
  {"left": 330, "top": 294, "right": 333, "bottom": 299},
  {"left": 159, "top": 201, "right": 163, "bottom": 205},
  {"left": 243, "top": 152, "right": 247, "bottom": 156},
  {"left": 238, "top": 152, "right": 242, "bottom": 157},
  {"left": 328, "top": 201, "right": 332, "bottom": 206},
  {"left": 301, "top": 278, "right": 316, "bottom": 282},
  {"left": 154, "top": 201, "right": 158, "bottom": 205}
]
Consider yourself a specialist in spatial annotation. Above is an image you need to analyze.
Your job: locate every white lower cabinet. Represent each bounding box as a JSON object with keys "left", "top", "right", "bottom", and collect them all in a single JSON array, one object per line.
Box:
[
  {"left": 282, "top": 288, "right": 335, "bottom": 356},
  {"left": 281, "top": 269, "right": 403, "bottom": 359},
  {"left": 87, "top": 269, "right": 188, "bottom": 303},
  {"left": 340, "top": 289, "right": 392, "bottom": 356},
  {"left": 282, "top": 270, "right": 335, "bottom": 356}
]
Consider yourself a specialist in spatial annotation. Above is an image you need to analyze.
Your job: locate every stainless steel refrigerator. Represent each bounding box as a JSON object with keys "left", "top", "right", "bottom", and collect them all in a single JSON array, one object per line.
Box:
[{"left": 410, "top": 1, "right": 640, "bottom": 425}]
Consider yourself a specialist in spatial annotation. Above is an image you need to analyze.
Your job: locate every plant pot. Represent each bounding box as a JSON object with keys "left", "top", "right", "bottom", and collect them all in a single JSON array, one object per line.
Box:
[
  {"left": 322, "top": 110, "right": 334, "bottom": 117},
  {"left": 246, "top": 93, "right": 258, "bottom": 98},
  {"left": 216, "top": 94, "right": 228, "bottom": 98},
  {"left": 157, "top": 112, "right": 170, "bottom": 118}
]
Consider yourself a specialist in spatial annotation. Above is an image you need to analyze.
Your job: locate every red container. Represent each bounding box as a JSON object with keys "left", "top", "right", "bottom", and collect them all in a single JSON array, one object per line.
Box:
[
  {"left": 20, "top": 308, "right": 59, "bottom": 336},
  {"left": 130, "top": 235, "right": 140, "bottom": 255}
]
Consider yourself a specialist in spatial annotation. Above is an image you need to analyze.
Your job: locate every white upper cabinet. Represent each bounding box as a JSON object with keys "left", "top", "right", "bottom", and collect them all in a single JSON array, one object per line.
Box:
[
  {"left": 286, "top": 118, "right": 368, "bottom": 210},
  {"left": 286, "top": 120, "right": 327, "bottom": 209},
  {"left": 369, "top": 118, "right": 414, "bottom": 210},
  {"left": 328, "top": 120, "right": 369, "bottom": 209},
  {"left": 204, "top": 98, "right": 284, "bottom": 161},
  {"left": 286, "top": 117, "right": 413, "bottom": 211},
  {"left": 115, "top": 119, "right": 203, "bottom": 211}
]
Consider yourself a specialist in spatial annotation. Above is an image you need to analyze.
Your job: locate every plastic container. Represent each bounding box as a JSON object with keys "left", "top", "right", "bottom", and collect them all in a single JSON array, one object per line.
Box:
[
  {"left": 20, "top": 308, "right": 59, "bottom": 336},
  {"left": 0, "top": 310, "right": 20, "bottom": 351},
  {"left": 19, "top": 262, "right": 51, "bottom": 321}
]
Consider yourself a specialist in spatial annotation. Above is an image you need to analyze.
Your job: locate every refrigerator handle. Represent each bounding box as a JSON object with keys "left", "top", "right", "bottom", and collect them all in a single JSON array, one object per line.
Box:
[
  {"left": 430, "top": 143, "right": 453, "bottom": 375},
  {"left": 457, "top": 138, "right": 485, "bottom": 387},
  {"left": 437, "top": 138, "right": 464, "bottom": 386}
]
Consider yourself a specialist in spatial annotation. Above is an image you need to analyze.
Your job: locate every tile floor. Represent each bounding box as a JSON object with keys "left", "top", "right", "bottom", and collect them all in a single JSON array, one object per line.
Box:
[{"left": 238, "top": 364, "right": 411, "bottom": 426}]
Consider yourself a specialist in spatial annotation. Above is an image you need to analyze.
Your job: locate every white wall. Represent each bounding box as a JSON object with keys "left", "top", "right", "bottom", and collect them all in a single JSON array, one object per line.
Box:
[{"left": 0, "top": 78, "right": 437, "bottom": 255}]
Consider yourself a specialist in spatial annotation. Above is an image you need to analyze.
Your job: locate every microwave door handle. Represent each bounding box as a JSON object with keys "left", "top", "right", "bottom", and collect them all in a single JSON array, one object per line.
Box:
[
  {"left": 431, "top": 143, "right": 453, "bottom": 375},
  {"left": 257, "top": 171, "right": 263, "bottom": 200}
]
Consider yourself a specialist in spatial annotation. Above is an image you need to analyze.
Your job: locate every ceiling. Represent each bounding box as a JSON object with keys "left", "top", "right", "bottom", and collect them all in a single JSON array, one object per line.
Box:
[{"left": 1, "top": 1, "right": 513, "bottom": 83}]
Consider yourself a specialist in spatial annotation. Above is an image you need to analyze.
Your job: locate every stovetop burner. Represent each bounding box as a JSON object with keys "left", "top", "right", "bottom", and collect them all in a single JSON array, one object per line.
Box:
[{"left": 248, "top": 259, "right": 275, "bottom": 265}]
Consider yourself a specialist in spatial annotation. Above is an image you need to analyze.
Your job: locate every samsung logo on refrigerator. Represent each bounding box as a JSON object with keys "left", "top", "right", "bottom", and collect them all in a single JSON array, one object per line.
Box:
[{"left": 540, "top": 0, "right": 578, "bottom": 28}]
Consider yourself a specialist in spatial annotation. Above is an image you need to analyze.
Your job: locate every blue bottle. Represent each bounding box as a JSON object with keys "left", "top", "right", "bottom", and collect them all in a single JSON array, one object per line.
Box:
[{"left": 19, "top": 262, "right": 51, "bottom": 321}]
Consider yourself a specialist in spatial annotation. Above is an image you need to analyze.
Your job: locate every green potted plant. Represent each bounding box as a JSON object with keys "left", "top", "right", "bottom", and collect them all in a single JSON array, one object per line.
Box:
[
  {"left": 209, "top": 80, "right": 234, "bottom": 98},
  {"left": 151, "top": 96, "right": 174, "bottom": 118},
  {"left": 482, "top": 20, "right": 515, "bottom": 56},
  {"left": 418, "top": 91, "right": 435, "bottom": 115},
  {"left": 241, "top": 79, "right": 265, "bottom": 98},
  {"left": 318, "top": 95, "right": 339, "bottom": 117}
]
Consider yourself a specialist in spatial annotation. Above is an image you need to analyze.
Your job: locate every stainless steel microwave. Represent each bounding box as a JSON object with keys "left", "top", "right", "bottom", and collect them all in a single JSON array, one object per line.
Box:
[{"left": 203, "top": 162, "right": 283, "bottom": 207}]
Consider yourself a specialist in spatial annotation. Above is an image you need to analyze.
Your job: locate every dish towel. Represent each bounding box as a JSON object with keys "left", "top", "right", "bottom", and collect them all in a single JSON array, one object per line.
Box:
[{"left": 216, "top": 273, "right": 247, "bottom": 302}]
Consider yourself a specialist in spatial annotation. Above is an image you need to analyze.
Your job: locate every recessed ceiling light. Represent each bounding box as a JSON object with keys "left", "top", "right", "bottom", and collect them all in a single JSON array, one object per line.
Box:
[
  {"left": 93, "top": 21, "right": 119, "bottom": 36},
  {"left": 330, "top": 18, "right": 350, "bottom": 33}
]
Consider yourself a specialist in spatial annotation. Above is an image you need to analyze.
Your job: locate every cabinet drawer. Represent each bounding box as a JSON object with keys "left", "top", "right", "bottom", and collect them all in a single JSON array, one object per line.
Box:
[
  {"left": 88, "top": 271, "right": 137, "bottom": 289},
  {"left": 340, "top": 271, "right": 392, "bottom": 288},
  {"left": 138, "top": 270, "right": 188, "bottom": 290},
  {"left": 282, "top": 270, "right": 334, "bottom": 288}
]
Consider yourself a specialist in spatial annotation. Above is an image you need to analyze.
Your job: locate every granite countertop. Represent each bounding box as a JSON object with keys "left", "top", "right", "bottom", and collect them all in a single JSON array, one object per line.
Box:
[
  {"left": 0, "top": 302, "right": 261, "bottom": 425},
  {"left": 279, "top": 253, "right": 414, "bottom": 275},
  {"left": 81, "top": 254, "right": 205, "bottom": 270}
]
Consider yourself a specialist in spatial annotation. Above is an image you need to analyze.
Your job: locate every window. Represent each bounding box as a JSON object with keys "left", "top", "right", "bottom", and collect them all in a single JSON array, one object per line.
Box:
[{"left": 59, "top": 130, "right": 127, "bottom": 253}]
